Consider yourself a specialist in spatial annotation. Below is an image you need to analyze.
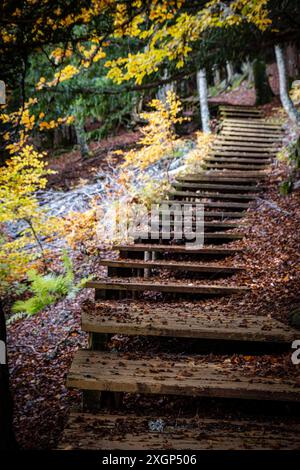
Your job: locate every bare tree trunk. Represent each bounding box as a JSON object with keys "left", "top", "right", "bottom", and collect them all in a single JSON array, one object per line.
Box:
[
  {"left": 253, "top": 59, "right": 274, "bottom": 105},
  {"left": 157, "top": 69, "right": 176, "bottom": 104},
  {"left": 197, "top": 68, "right": 211, "bottom": 134},
  {"left": 226, "top": 61, "right": 234, "bottom": 85},
  {"left": 0, "top": 301, "right": 17, "bottom": 449},
  {"left": 275, "top": 44, "right": 300, "bottom": 124},
  {"left": 75, "top": 123, "right": 90, "bottom": 159},
  {"left": 285, "top": 43, "right": 299, "bottom": 78},
  {"left": 213, "top": 66, "right": 221, "bottom": 87}
]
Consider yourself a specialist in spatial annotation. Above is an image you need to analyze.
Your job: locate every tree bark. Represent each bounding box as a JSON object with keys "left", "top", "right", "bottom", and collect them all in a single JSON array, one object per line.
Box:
[
  {"left": 253, "top": 59, "right": 274, "bottom": 106},
  {"left": 275, "top": 44, "right": 300, "bottom": 124},
  {"left": 226, "top": 61, "right": 234, "bottom": 85},
  {"left": 157, "top": 69, "right": 176, "bottom": 104},
  {"left": 75, "top": 123, "right": 90, "bottom": 158},
  {"left": 197, "top": 68, "right": 211, "bottom": 134},
  {"left": 0, "top": 301, "right": 17, "bottom": 449},
  {"left": 213, "top": 66, "right": 221, "bottom": 87}
]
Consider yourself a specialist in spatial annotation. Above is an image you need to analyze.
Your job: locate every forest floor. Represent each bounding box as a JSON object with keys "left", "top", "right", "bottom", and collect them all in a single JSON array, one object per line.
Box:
[{"left": 7, "top": 153, "right": 300, "bottom": 449}]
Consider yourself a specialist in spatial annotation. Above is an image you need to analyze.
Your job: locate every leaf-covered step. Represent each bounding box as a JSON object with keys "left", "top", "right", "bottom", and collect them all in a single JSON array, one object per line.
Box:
[
  {"left": 160, "top": 200, "right": 250, "bottom": 210},
  {"left": 81, "top": 300, "right": 297, "bottom": 344},
  {"left": 67, "top": 350, "right": 300, "bottom": 402},
  {"left": 204, "top": 162, "right": 266, "bottom": 171},
  {"left": 168, "top": 190, "right": 256, "bottom": 200},
  {"left": 112, "top": 243, "right": 243, "bottom": 257},
  {"left": 58, "top": 413, "right": 300, "bottom": 450},
  {"left": 173, "top": 182, "right": 260, "bottom": 192},
  {"left": 205, "top": 157, "right": 271, "bottom": 165},
  {"left": 86, "top": 279, "right": 249, "bottom": 297},
  {"left": 100, "top": 258, "right": 244, "bottom": 275}
]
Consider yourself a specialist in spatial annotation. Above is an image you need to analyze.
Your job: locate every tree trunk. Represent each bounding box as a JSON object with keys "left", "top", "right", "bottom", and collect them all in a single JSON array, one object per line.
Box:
[
  {"left": 226, "top": 61, "right": 234, "bottom": 85},
  {"left": 157, "top": 69, "right": 176, "bottom": 104},
  {"left": 275, "top": 44, "right": 300, "bottom": 124},
  {"left": 213, "top": 66, "right": 221, "bottom": 87},
  {"left": 285, "top": 43, "right": 299, "bottom": 78},
  {"left": 197, "top": 68, "right": 211, "bottom": 134},
  {"left": 75, "top": 123, "right": 90, "bottom": 158},
  {"left": 253, "top": 59, "right": 274, "bottom": 105},
  {"left": 0, "top": 301, "right": 17, "bottom": 449}
]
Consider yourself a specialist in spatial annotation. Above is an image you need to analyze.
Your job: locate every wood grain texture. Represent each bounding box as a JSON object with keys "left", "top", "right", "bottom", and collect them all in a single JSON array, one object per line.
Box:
[{"left": 67, "top": 350, "right": 300, "bottom": 402}]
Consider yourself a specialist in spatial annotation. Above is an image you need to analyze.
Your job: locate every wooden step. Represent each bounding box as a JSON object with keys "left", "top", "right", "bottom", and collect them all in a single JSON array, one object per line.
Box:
[
  {"left": 205, "top": 157, "right": 270, "bottom": 165},
  {"left": 158, "top": 220, "right": 242, "bottom": 230},
  {"left": 222, "top": 121, "right": 283, "bottom": 130},
  {"left": 201, "top": 170, "right": 267, "bottom": 178},
  {"left": 173, "top": 182, "right": 260, "bottom": 192},
  {"left": 86, "top": 279, "right": 249, "bottom": 296},
  {"left": 209, "top": 151, "right": 273, "bottom": 159},
  {"left": 133, "top": 231, "right": 244, "bottom": 242},
  {"left": 221, "top": 112, "right": 263, "bottom": 118},
  {"left": 113, "top": 244, "right": 243, "bottom": 256},
  {"left": 212, "top": 145, "right": 275, "bottom": 154},
  {"left": 81, "top": 301, "right": 296, "bottom": 344},
  {"left": 100, "top": 259, "right": 244, "bottom": 275},
  {"left": 203, "top": 163, "right": 269, "bottom": 171},
  {"left": 160, "top": 200, "right": 250, "bottom": 210},
  {"left": 169, "top": 190, "right": 256, "bottom": 200},
  {"left": 222, "top": 127, "right": 283, "bottom": 136},
  {"left": 67, "top": 350, "right": 300, "bottom": 402},
  {"left": 177, "top": 175, "right": 260, "bottom": 184},
  {"left": 220, "top": 132, "right": 282, "bottom": 142},
  {"left": 59, "top": 413, "right": 300, "bottom": 450},
  {"left": 214, "top": 139, "right": 276, "bottom": 149}
]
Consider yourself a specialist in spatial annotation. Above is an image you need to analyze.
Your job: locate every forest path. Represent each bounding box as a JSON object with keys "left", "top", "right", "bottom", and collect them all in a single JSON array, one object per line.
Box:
[{"left": 58, "top": 105, "right": 300, "bottom": 450}]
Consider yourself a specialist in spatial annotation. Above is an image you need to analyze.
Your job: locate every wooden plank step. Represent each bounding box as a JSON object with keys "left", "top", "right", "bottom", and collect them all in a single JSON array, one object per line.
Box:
[
  {"left": 220, "top": 132, "right": 282, "bottom": 141},
  {"left": 112, "top": 244, "right": 243, "bottom": 255},
  {"left": 205, "top": 157, "right": 270, "bottom": 165},
  {"left": 161, "top": 200, "right": 250, "bottom": 210},
  {"left": 176, "top": 175, "right": 260, "bottom": 184},
  {"left": 154, "top": 219, "right": 243, "bottom": 230},
  {"left": 214, "top": 140, "right": 277, "bottom": 149},
  {"left": 81, "top": 301, "right": 296, "bottom": 343},
  {"left": 212, "top": 145, "right": 275, "bottom": 154},
  {"left": 86, "top": 280, "right": 249, "bottom": 296},
  {"left": 222, "top": 127, "right": 283, "bottom": 136},
  {"left": 204, "top": 164, "right": 268, "bottom": 171},
  {"left": 220, "top": 105, "right": 262, "bottom": 112},
  {"left": 173, "top": 182, "right": 260, "bottom": 192},
  {"left": 222, "top": 121, "right": 283, "bottom": 130},
  {"left": 133, "top": 231, "right": 244, "bottom": 242},
  {"left": 100, "top": 259, "right": 244, "bottom": 274},
  {"left": 67, "top": 350, "right": 300, "bottom": 402},
  {"left": 59, "top": 413, "right": 300, "bottom": 450},
  {"left": 209, "top": 150, "right": 274, "bottom": 158},
  {"left": 221, "top": 111, "right": 263, "bottom": 118},
  {"left": 169, "top": 190, "right": 256, "bottom": 200}
]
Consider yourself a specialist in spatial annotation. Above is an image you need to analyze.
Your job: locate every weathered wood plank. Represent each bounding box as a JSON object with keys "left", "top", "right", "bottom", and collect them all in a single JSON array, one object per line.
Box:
[
  {"left": 59, "top": 413, "right": 300, "bottom": 450},
  {"left": 112, "top": 244, "right": 242, "bottom": 255},
  {"left": 204, "top": 163, "right": 269, "bottom": 171},
  {"left": 81, "top": 301, "right": 296, "bottom": 344},
  {"left": 169, "top": 190, "right": 256, "bottom": 200},
  {"left": 176, "top": 175, "right": 260, "bottom": 184},
  {"left": 86, "top": 280, "right": 249, "bottom": 295},
  {"left": 214, "top": 139, "right": 277, "bottom": 149},
  {"left": 67, "top": 350, "right": 300, "bottom": 402},
  {"left": 160, "top": 200, "right": 250, "bottom": 209},
  {"left": 100, "top": 259, "right": 244, "bottom": 274},
  {"left": 205, "top": 157, "right": 270, "bottom": 165},
  {"left": 220, "top": 132, "right": 282, "bottom": 142},
  {"left": 173, "top": 182, "right": 260, "bottom": 192}
]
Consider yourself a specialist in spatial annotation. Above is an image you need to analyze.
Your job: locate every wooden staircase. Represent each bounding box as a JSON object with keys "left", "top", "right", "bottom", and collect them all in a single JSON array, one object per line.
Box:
[{"left": 58, "top": 106, "right": 300, "bottom": 450}]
